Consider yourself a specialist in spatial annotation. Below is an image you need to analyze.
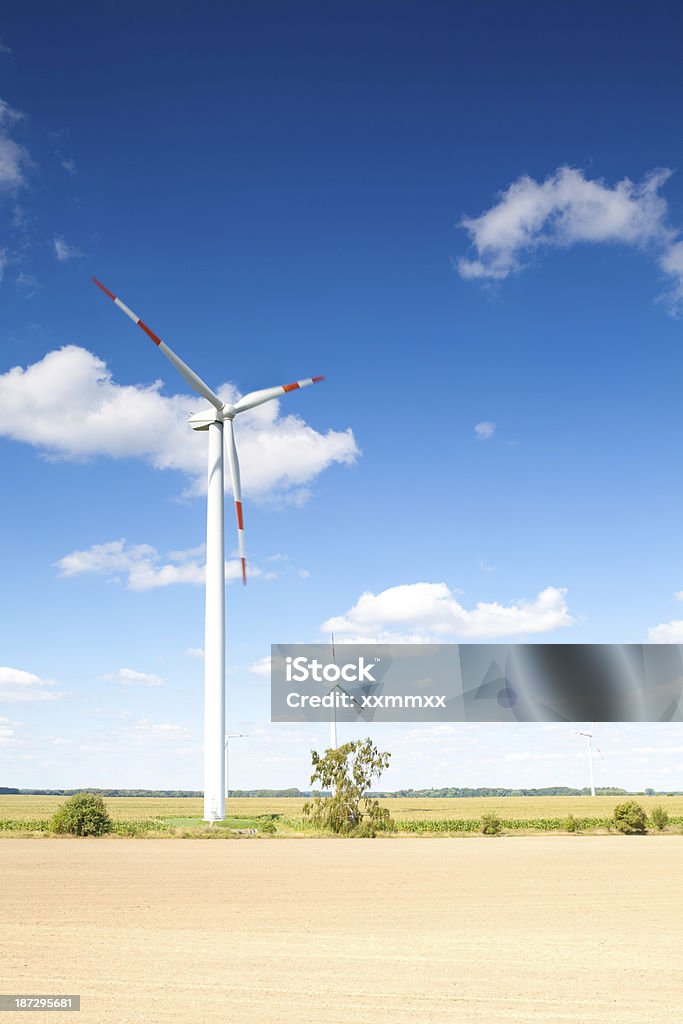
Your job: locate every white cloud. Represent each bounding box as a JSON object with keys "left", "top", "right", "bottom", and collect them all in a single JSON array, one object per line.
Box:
[
  {"left": 57, "top": 153, "right": 76, "bottom": 176},
  {"left": 458, "top": 166, "right": 683, "bottom": 313},
  {"left": 0, "top": 98, "right": 30, "bottom": 192},
  {"left": 0, "top": 346, "right": 358, "bottom": 500},
  {"left": 57, "top": 539, "right": 156, "bottom": 578},
  {"left": 55, "top": 538, "right": 256, "bottom": 591},
  {"left": 15, "top": 272, "right": 40, "bottom": 297},
  {"left": 131, "top": 719, "right": 187, "bottom": 736},
  {"left": 474, "top": 420, "right": 495, "bottom": 440},
  {"left": 115, "top": 719, "right": 189, "bottom": 746},
  {"left": 184, "top": 647, "right": 204, "bottom": 660},
  {"left": 0, "top": 39, "right": 11, "bottom": 56},
  {"left": 0, "top": 666, "right": 62, "bottom": 703},
  {"left": 647, "top": 592, "right": 683, "bottom": 641},
  {"left": 53, "top": 236, "right": 81, "bottom": 261},
  {"left": 0, "top": 715, "right": 17, "bottom": 745},
  {"left": 647, "top": 620, "right": 683, "bottom": 643},
  {"left": 142, "top": 722, "right": 185, "bottom": 733},
  {"left": 505, "top": 751, "right": 566, "bottom": 761},
  {"left": 249, "top": 656, "right": 272, "bottom": 676},
  {"left": 658, "top": 240, "right": 683, "bottom": 309},
  {"left": 103, "top": 668, "right": 164, "bottom": 687},
  {"left": 631, "top": 745, "right": 683, "bottom": 755},
  {"left": 322, "top": 582, "right": 574, "bottom": 640}
]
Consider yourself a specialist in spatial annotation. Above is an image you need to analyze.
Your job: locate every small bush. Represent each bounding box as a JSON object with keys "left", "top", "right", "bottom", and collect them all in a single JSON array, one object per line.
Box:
[
  {"left": 649, "top": 806, "right": 669, "bottom": 832},
  {"left": 259, "top": 819, "right": 277, "bottom": 834},
  {"left": 480, "top": 812, "right": 502, "bottom": 836},
  {"left": 565, "top": 814, "right": 579, "bottom": 833},
  {"left": 612, "top": 800, "right": 647, "bottom": 835},
  {"left": 50, "top": 793, "right": 113, "bottom": 837}
]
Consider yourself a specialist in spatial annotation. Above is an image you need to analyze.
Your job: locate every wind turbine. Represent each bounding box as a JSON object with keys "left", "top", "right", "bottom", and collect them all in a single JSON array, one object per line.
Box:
[
  {"left": 93, "top": 277, "right": 323, "bottom": 821},
  {"left": 330, "top": 633, "right": 338, "bottom": 750},
  {"left": 576, "top": 723, "right": 603, "bottom": 797},
  {"left": 324, "top": 633, "right": 374, "bottom": 751}
]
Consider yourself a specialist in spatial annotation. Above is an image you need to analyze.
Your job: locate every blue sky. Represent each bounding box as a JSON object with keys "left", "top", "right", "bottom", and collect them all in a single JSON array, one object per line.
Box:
[{"left": 2, "top": 1, "right": 683, "bottom": 792}]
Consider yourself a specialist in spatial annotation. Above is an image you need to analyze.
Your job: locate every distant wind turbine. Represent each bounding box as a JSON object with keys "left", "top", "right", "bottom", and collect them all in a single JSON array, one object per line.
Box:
[
  {"left": 326, "top": 633, "right": 367, "bottom": 750},
  {"left": 330, "top": 634, "right": 338, "bottom": 749},
  {"left": 93, "top": 277, "right": 324, "bottom": 821},
  {"left": 575, "top": 723, "right": 604, "bottom": 797}
]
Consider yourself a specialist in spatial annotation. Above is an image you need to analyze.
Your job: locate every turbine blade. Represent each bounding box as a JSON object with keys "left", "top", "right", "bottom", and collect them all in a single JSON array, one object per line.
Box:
[
  {"left": 92, "top": 278, "right": 223, "bottom": 411},
  {"left": 225, "top": 418, "right": 247, "bottom": 585},
  {"left": 234, "top": 376, "right": 324, "bottom": 414}
]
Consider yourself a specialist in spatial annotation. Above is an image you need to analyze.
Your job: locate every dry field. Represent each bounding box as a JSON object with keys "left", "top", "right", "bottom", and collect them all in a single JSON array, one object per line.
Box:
[
  {"left": 1, "top": 836, "right": 681, "bottom": 1023},
  {"left": 3, "top": 793, "right": 683, "bottom": 823}
]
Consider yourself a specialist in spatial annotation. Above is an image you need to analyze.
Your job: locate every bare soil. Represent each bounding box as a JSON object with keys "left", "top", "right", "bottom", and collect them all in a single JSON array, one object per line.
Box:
[{"left": 1, "top": 836, "right": 681, "bottom": 1023}]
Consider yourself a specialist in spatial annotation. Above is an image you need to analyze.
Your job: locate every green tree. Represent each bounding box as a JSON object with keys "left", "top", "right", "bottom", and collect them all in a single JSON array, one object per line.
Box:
[
  {"left": 612, "top": 800, "right": 648, "bottom": 835},
  {"left": 50, "top": 792, "right": 113, "bottom": 836},
  {"left": 303, "top": 739, "right": 393, "bottom": 836}
]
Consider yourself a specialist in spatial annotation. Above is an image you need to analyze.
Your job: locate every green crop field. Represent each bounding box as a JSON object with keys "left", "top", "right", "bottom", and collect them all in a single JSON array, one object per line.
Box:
[{"left": 2, "top": 793, "right": 683, "bottom": 826}]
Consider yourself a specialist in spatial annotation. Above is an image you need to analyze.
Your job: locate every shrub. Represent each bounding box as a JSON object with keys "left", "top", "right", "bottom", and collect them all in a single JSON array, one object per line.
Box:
[
  {"left": 612, "top": 800, "right": 647, "bottom": 835},
  {"left": 565, "top": 814, "right": 579, "bottom": 833},
  {"left": 50, "top": 793, "right": 113, "bottom": 837},
  {"left": 259, "top": 819, "right": 277, "bottom": 834},
  {"left": 649, "top": 806, "right": 669, "bottom": 831},
  {"left": 349, "top": 821, "right": 377, "bottom": 838},
  {"left": 480, "top": 812, "right": 502, "bottom": 835}
]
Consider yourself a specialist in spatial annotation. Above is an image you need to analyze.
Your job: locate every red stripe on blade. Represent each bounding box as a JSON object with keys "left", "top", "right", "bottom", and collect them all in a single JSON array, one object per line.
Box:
[
  {"left": 241, "top": 558, "right": 247, "bottom": 585},
  {"left": 92, "top": 277, "right": 116, "bottom": 301},
  {"left": 235, "top": 501, "right": 244, "bottom": 530},
  {"left": 312, "top": 375, "right": 325, "bottom": 383},
  {"left": 283, "top": 382, "right": 301, "bottom": 392},
  {"left": 137, "top": 319, "right": 162, "bottom": 346}
]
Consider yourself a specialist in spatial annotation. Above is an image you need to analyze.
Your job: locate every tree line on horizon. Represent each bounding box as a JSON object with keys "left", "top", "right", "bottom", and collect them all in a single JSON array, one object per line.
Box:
[{"left": 3, "top": 785, "right": 681, "bottom": 797}]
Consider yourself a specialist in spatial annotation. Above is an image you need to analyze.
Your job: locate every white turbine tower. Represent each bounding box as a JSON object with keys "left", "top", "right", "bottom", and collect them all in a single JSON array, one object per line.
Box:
[
  {"left": 93, "top": 278, "right": 324, "bottom": 821},
  {"left": 576, "top": 723, "right": 603, "bottom": 797}
]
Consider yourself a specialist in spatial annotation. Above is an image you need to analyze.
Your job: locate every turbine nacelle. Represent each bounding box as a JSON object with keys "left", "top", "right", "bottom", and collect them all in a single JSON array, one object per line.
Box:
[{"left": 188, "top": 404, "right": 235, "bottom": 430}]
